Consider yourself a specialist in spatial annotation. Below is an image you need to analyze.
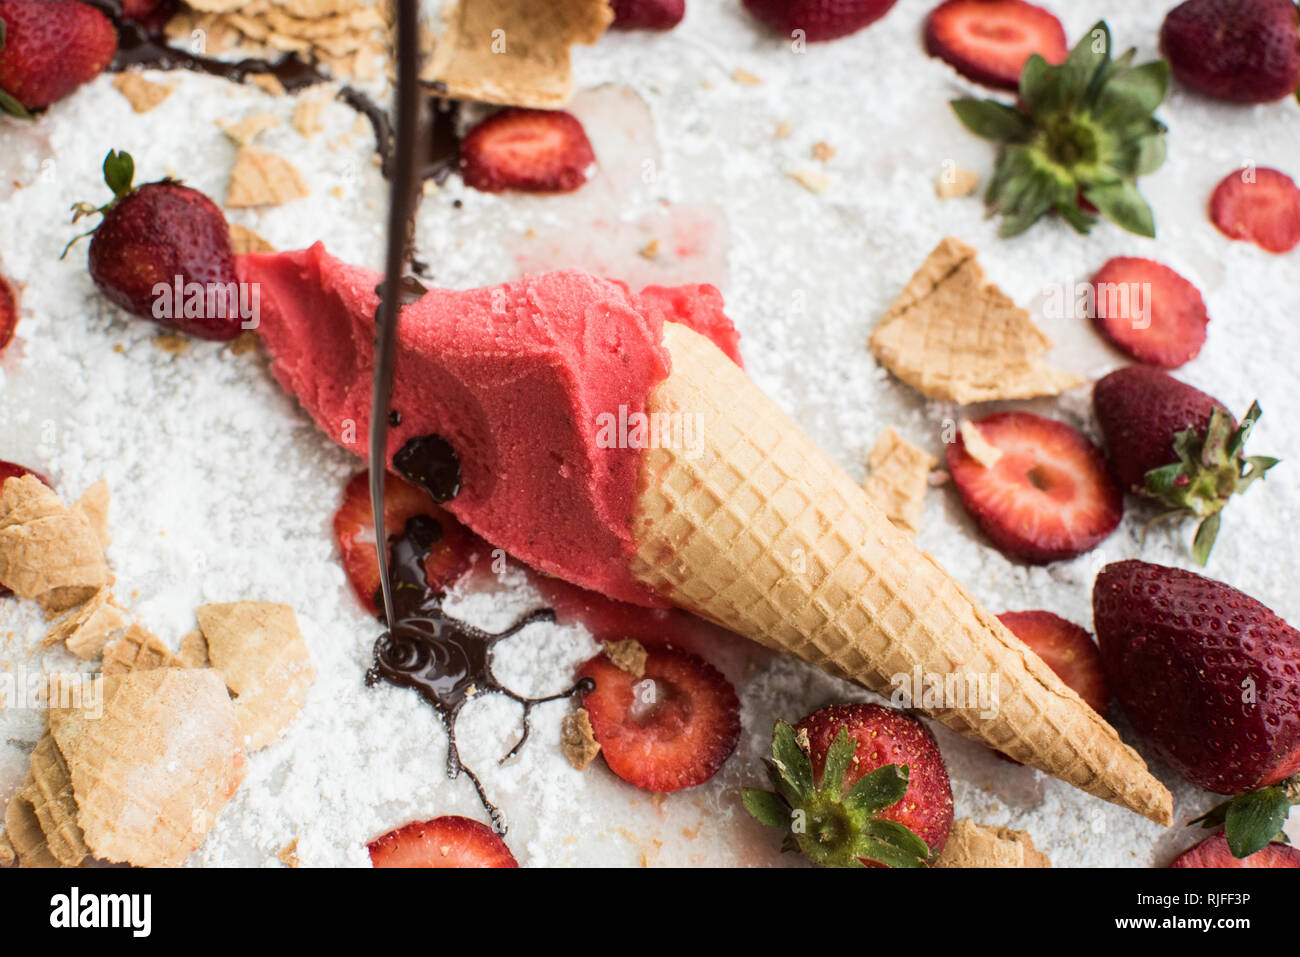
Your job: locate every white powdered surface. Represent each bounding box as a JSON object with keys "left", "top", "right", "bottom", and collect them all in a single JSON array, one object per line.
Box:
[{"left": 1, "top": 0, "right": 1297, "bottom": 867}]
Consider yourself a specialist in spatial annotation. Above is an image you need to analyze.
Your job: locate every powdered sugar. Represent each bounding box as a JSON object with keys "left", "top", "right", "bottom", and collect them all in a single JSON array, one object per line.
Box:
[{"left": 2, "top": 0, "right": 1298, "bottom": 867}]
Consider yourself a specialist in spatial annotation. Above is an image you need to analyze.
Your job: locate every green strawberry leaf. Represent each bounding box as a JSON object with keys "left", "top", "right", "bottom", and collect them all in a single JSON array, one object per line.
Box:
[
  {"left": 1227, "top": 401, "right": 1263, "bottom": 459},
  {"left": 1082, "top": 180, "right": 1155, "bottom": 237},
  {"left": 950, "top": 98, "right": 1033, "bottom": 143},
  {"left": 1223, "top": 787, "right": 1292, "bottom": 859},
  {"left": 0, "top": 87, "right": 31, "bottom": 120},
  {"left": 1191, "top": 512, "right": 1221, "bottom": 566},
  {"left": 1189, "top": 797, "right": 1231, "bottom": 831},
  {"left": 843, "top": 763, "right": 909, "bottom": 816},
  {"left": 857, "top": 818, "right": 931, "bottom": 869},
  {"left": 1093, "top": 60, "right": 1169, "bottom": 127},
  {"left": 741, "top": 788, "right": 790, "bottom": 829},
  {"left": 822, "top": 728, "right": 855, "bottom": 801},
  {"left": 770, "top": 721, "right": 814, "bottom": 799},
  {"left": 102, "top": 150, "right": 136, "bottom": 199}
]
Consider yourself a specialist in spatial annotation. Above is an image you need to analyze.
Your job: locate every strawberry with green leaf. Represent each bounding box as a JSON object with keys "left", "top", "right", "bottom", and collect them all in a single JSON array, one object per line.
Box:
[
  {"left": 951, "top": 20, "right": 1169, "bottom": 237},
  {"left": 743, "top": 704, "right": 953, "bottom": 868}
]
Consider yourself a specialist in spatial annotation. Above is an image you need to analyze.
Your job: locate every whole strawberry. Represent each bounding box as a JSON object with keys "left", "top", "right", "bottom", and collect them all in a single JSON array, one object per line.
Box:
[
  {"left": 67, "top": 151, "right": 244, "bottom": 341},
  {"left": 1160, "top": 0, "right": 1300, "bottom": 104},
  {"left": 1094, "top": 366, "right": 1277, "bottom": 564},
  {"left": 742, "top": 0, "right": 900, "bottom": 43},
  {"left": 1095, "top": 561, "right": 1300, "bottom": 857},
  {"left": 0, "top": 0, "right": 116, "bottom": 115},
  {"left": 611, "top": 0, "right": 685, "bottom": 30},
  {"left": 744, "top": 704, "right": 953, "bottom": 867}
]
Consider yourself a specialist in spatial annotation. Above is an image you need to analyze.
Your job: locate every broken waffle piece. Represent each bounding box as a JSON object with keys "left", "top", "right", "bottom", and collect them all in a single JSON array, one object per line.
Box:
[
  {"left": 934, "top": 819, "right": 1051, "bottom": 868},
  {"left": 196, "top": 602, "right": 314, "bottom": 750},
  {"left": 0, "top": 830, "right": 13, "bottom": 867},
  {"left": 3, "top": 784, "right": 60, "bottom": 867},
  {"left": 425, "top": 0, "right": 612, "bottom": 108},
  {"left": 560, "top": 708, "right": 601, "bottom": 771},
  {"left": 112, "top": 72, "right": 173, "bottom": 113},
  {"left": 229, "top": 223, "right": 276, "bottom": 255},
  {"left": 49, "top": 668, "right": 246, "bottom": 868},
  {"left": 602, "top": 638, "right": 647, "bottom": 677},
  {"left": 862, "top": 427, "right": 937, "bottom": 537},
  {"left": 0, "top": 475, "right": 107, "bottom": 613},
  {"left": 935, "top": 164, "right": 979, "bottom": 199},
  {"left": 179, "top": 629, "right": 211, "bottom": 669},
  {"left": 226, "top": 147, "right": 310, "bottom": 208},
  {"left": 23, "top": 733, "right": 89, "bottom": 868},
  {"left": 71, "top": 479, "right": 110, "bottom": 550},
  {"left": 218, "top": 112, "right": 280, "bottom": 147},
  {"left": 869, "top": 238, "right": 1082, "bottom": 403},
  {"left": 959, "top": 419, "right": 1003, "bottom": 469},
  {"left": 102, "top": 624, "right": 186, "bottom": 674},
  {"left": 44, "top": 589, "right": 127, "bottom": 659}
]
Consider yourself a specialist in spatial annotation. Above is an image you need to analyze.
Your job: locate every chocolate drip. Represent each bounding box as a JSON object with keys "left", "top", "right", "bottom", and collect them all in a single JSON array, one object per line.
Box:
[
  {"left": 365, "top": 515, "right": 591, "bottom": 832},
  {"left": 393, "top": 433, "right": 462, "bottom": 504}
]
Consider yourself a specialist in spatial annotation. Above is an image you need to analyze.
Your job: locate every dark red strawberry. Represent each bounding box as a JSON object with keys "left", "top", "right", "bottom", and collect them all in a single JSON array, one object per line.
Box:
[
  {"left": 1094, "top": 560, "right": 1300, "bottom": 797},
  {"left": 1170, "top": 832, "right": 1300, "bottom": 868},
  {"left": 459, "top": 108, "right": 595, "bottom": 194},
  {"left": 0, "top": 0, "right": 115, "bottom": 114},
  {"left": 66, "top": 150, "right": 244, "bottom": 341},
  {"left": 924, "top": 0, "right": 1067, "bottom": 90},
  {"left": 0, "top": 460, "right": 50, "bottom": 598},
  {"left": 1210, "top": 167, "right": 1300, "bottom": 254},
  {"left": 1160, "top": 0, "right": 1300, "bottom": 104},
  {"left": 611, "top": 0, "right": 685, "bottom": 30},
  {"left": 577, "top": 643, "right": 740, "bottom": 792},
  {"left": 367, "top": 816, "right": 519, "bottom": 868},
  {"left": 121, "top": 0, "right": 177, "bottom": 31},
  {"left": 744, "top": 704, "right": 953, "bottom": 867},
  {"left": 0, "top": 270, "right": 16, "bottom": 353},
  {"left": 1094, "top": 366, "right": 1276, "bottom": 564},
  {"left": 997, "top": 611, "right": 1108, "bottom": 715},
  {"left": 334, "top": 470, "right": 475, "bottom": 616},
  {"left": 741, "top": 0, "right": 900, "bottom": 43},
  {"left": 947, "top": 412, "right": 1122, "bottom": 564},
  {"left": 1091, "top": 257, "right": 1209, "bottom": 369}
]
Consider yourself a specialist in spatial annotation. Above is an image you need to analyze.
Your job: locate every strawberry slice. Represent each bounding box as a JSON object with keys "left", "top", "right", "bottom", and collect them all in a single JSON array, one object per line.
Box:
[
  {"left": 333, "top": 470, "right": 475, "bottom": 616},
  {"left": 1170, "top": 832, "right": 1300, "bottom": 869},
  {"left": 0, "top": 272, "right": 17, "bottom": 353},
  {"left": 1210, "top": 167, "right": 1300, "bottom": 254},
  {"left": 459, "top": 108, "right": 596, "bottom": 194},
  {"left": 1091, "top": 256, "right": 1209, "bottom": 368},
  {"left": 578, "top": 644, "right": 740, "bottom": 792},
  {"left": 924, "top": 0, "right": 1067, "bottom": 90},
  {"left": 367, "top": 816, "right": 519, "bottom": 868},
  {"left": 947, "top": 413, "right": 1123, "bottom": 563},
  {"left": 997, "top": 611, "right": 1109, "bottom": 715}
]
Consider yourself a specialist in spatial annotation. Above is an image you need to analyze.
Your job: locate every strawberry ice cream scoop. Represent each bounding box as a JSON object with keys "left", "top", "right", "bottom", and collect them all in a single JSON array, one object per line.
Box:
[{"left": 239, "top": 243, "right": 740, "bottom": 606}]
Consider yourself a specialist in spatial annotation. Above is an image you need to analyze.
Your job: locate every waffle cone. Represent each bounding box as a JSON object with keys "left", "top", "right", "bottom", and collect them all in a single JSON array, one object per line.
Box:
[
  {"left": 629, "top": 324, "right": 1172, "bottom": 825},
  {"left": 23, "top": 733, "right": 88, "bottom": 867}
]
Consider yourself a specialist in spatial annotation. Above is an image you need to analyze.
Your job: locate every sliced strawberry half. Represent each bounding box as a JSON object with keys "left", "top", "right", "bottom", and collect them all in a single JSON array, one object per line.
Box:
[
  {"left": 1170, "top": 832, "right": 1300, "bottom": 869},
  {"left": 1210, "top": 167, "right": 1300, "bottom": 255},
  {"left": 947, "top": 413, "right": 1123, "bottom": 563},
  {"left": 1091, "top": 256, "right": 1209, "bottom": 369},
  {"left": 0, "top": 272, "right": 18, "bottom": 353},
  {"left": 997, "top": 610, "right": 1109, "bottom": 715},
  {"left": 333, "top": 470, "right": 475, "bottom": 616},
  {"left": 368, "top": 816, "right": 519, "bottom": 868},
  {"left": 459, "top": 108, "right": 596, "bottom": 194},
  {"left": 924, "top": 0, "right": 1067, "bottom": 90},
  {"left": 578, "top": 644, "right": 740, "bottom": 792}
]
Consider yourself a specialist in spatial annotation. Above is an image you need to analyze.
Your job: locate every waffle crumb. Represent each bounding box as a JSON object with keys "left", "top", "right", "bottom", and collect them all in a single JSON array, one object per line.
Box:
[
  {"left": 602, "top": 638, "right": 647, "bottom": 677},
  {"left": 560, "top": 708, "right": 601, "bottom": 771}
]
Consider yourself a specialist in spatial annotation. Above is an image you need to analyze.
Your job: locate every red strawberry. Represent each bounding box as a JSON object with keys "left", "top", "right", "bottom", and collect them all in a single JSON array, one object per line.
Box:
[
  {"left": 459, "top": 108, "right": 595, "bottom": 194},
  {"left": 1094, "top": 366, "right": 1276, "bottom": 564},
  {"left": 67, "top": 150, "right": 243, "bottom": 341},
  {"left": 1160, "top": 0, "right": 1300, "bottom": 104},
  {"left": 1210, "top": 167, "right": 1300, "bottom": 255},
  {"left": 744, "top": 704, "right": 953, "bottom": 867},
  {"left": 1090, "top": 257, "right": 1209, "bottom": 369},
  {"left": 0, "top": 0, "right": 115, "bottom": 114},
  {"left": 333, "top": 470, "right": 475, "bottom": 616},
  {"left": 367, "top": 816, "right": 519, "bottom": 868},
  {"left": 0, "top": 460, "right": 50, "bottom": 598},
  {"left": 741, "top": 0, "right": 900, "bottom": 43},
  {"left": 0, "top": 270, "right": 17, "bottom": 353},
  {"left": 997, "top": 611, "right": 1108, "bottom": 715},
  {"left": 121, "top": 0, "right": 177, "bottom": 31},
  {"left": 577, "top": 643, "right": 740, "bottom": 792},
  {"left": 924, "top": 0, "right": 1067, "bottom": 90},
  {"left": 611, "top": 0, "right": 685, "bottom": 30},
  {"left": 1094, "top": 560, "right": 1300, "bottom": 796},
  {"left": 947, "top": 412, "right": 1123, "bottom": 564},
  {"left": 1170, "top": 832, "right": 1300, "bottom": 868}
]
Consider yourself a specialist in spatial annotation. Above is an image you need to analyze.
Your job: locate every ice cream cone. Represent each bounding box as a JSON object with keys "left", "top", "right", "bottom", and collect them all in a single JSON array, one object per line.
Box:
[{"left": 629, "top": 323, "right": 1172, "bottom": 825}]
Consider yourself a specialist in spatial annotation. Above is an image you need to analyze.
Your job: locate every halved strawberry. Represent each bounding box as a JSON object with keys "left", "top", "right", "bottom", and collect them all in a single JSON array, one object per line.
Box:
[
  {"left": 0, "top": 271, "right": 17, "bottom": 352},
  {"left": 367, "top": 816, "right": 519, "bottom": 868},
  {"left": 578, "top": 643, "right": 740, "bottom": 792},
  {"left": 1091, "top": 256, "right": 1209, "bottom": 369},
  {"left": 333, "top": 470, "right": 475, "bottom": 616},
  {"left": 947, "top": 413, "right": 1123, "bottom": 563},
  {"left": 1170, "top": 832, "right": 1300, "bottom": 869},
  {"left": 1210, "top": 167, "right": 1300, "bottom": 255},
  {"left": 925, "top": 0, "right": 1067, "bottom": 90},
  {"left": 459, "top": 108, "right": 596, "bottom": 194},
  {"left": 997, "top": 611, "right": 1109, "bottom": 715}
]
